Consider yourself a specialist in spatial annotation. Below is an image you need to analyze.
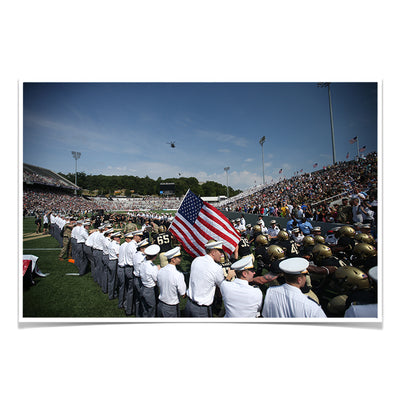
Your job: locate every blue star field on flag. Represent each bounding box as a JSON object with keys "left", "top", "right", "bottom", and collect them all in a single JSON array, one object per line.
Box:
[{"left": 178, "top": 190, "right": 203, "bottom": 225}]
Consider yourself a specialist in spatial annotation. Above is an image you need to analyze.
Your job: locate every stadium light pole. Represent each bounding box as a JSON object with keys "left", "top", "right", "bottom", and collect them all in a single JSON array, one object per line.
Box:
[
  {"left": 224, "top": 166, "right": 230, "bottom": 198},
  {"left": 71, "top": 151, "right": 81, "bottom": 195},
  {"left": 259, "top": 136, "right": 266, "bottom": 184},
  {"left": 317, "top": 82, "right": 337, "bottom": 165}
]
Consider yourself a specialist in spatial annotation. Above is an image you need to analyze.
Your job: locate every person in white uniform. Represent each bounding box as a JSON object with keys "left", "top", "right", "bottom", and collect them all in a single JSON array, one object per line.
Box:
[
  {"left": 139, "top": 244, "right": 161, "bottom": 317},
  {"left": 220, "top": 256, "right": 263, "bottom": 318},
  {"left": 262, "top": 257, "right": 327, "bottom": 318},
  {"left": 267, "top": 220, "right": 280, "bottom": 239},
  {"left": 124, "top": 229, "right": 144, "bottom": 316},
  {"left": 76, "top": 222, "right": 90, "bottom": 275},
  {"left": 107, "top": 231, "right": 121, "bottom": 300},
  {"left": 132, "top": 238, "right": 149, "bottom": 317},
  {"left": 117, "top": 232, "right": 133, "bottom": 309},
  {"left": 184, "top": 240, "right": 235, "bottom": 318},
  {"left": 157, "top": 247, "right": 186, "bottom": 318}
]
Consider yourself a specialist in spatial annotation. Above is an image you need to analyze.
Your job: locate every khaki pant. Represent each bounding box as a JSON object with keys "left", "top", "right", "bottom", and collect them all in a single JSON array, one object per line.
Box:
[{"left": 59, "top": 236, "right": 71, "bottom": 259}]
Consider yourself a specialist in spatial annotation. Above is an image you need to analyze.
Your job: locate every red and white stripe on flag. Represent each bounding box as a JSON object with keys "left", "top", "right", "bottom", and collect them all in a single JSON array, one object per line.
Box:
[{"left": 169, "top": 190, "right": 241, "bottom": 258}]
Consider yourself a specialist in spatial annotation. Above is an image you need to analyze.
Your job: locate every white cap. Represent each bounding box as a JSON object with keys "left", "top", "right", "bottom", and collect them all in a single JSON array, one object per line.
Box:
[
  {"left": 132, "top": 229, "right": 144, "bottom": 236},
  {"left": 111, "top": 232, "right": 121, "bottom": 238},
  {"left": 279, "top": 257, "right": 309, "bottom": 274},
  {"left": 83, "top": 222, "right": 91, "bottom": 226},
  {"left": 145, "top": 244, "right": 160, "bottom": 256},
  {"left": 312, "top": 226, "right": 321, "bottom": 231},
  {"left": 368, "top": 266, "right": 378, "bottom": 281},
  {"left": 137, "top": 238, "right": 149, "bottom": 248},
  {"left": 271, "top": 220, "right": 276, "bottom": 224},
  {"left": 230, "top": 256, "right": 254, "bottom": 271},
  {"left": 164, "top": 246, "right": 182, "bottom": 259},
  {"left": 124, "top": 232, "right": 134, "bottom": 238},
  {"left": 205, "top": 240, "right": 224, "bottom": 250},
  {"left": 104, "top": 228, "right": 114, "bottom": 234}
]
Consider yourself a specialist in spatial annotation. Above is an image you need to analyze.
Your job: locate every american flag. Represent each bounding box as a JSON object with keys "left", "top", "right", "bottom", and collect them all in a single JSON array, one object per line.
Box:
[
  {"left": 300, "top": 169, "right": 303, "bottom": 173},
  {"left": 360, "top": 145, "right": 366, "bottom": 152},
  {"left": 279, "top": 168, "right": 283, "bottom": 174},
  {"left": 346, "top": 152, "right": 349, "bottom": 159},
  {"left": 169, "top": 190, "right": 241, "bottom": 258},
  {"left": 349, "top": 136, "right": 358, "bottom": 144},
  {"left": 313, "top": 163, "right": 318, "bottom": 168}
]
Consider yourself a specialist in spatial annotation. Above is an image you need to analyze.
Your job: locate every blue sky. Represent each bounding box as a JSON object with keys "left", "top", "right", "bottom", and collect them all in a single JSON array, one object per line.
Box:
[{"left": 23, "top": 82, "right": 377, "bottom": 191}]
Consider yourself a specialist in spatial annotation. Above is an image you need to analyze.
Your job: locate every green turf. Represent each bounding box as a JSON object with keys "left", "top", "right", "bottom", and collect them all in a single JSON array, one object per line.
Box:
[{"left": 22, "top": 216, "right": 196, "bottom": 318}]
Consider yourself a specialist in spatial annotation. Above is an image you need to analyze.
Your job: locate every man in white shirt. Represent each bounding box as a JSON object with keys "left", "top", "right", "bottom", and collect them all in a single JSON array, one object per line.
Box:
[
  {"left": 117, "top": 232, "right": 133, "bottom": 309},
  {"left": 125, "top": 229, "right": 144, "bottom": 316},
  {"left": 91, "top": 225, "right": 106, "bottom": 286},
  {"left": 220, "top": 256, "right": 263, "bottom": 318},
  {"left": 262, "top": 257, "right": 327, "bottom": 318},
  {"left": 132, "top": 238, "right": 149, "bottom": 317},
  {"left": 157, "top": 247, "right": 186, "bottom": 317},
  {"left": 107, "top": 231, "right": 121, "bottom": 300},
  {"left": 184, "top": 240, "right": 235, "bottom": 318},
  {"left": 267, "top": 220, "right": 280, "bottom": 239},
  {"left": 139, "top": 244, "right": 161, "bottom": 317},
  {"left": 76, "top": 222, "right": 90, "bottom": 275}
]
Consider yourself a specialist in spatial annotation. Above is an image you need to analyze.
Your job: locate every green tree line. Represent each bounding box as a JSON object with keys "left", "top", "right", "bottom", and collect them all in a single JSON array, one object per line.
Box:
[{"left": 58, "top": 172, "right": 242, "bottom": 198}]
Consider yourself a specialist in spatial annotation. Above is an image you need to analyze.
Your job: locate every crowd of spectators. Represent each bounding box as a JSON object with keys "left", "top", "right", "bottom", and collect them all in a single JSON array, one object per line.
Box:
[
  {"left": 218, "top": 153, "right": 377, "bottom": 224},
  {"left": 23, "top": 168, "right": 76, "bottom": 189},
  {"left": 23, "top": 186, "right": 182, "bottom": 216}
]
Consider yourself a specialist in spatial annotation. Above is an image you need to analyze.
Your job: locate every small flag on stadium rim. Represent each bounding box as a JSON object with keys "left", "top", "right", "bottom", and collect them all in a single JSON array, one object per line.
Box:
[
  {"left": 279, "top": 168, "right": 283, "bottom": 174},
  {"left": 360, "top": 145, "right": 366, "bottom": 152},
  {"left": 346, "top": 152, "right": 349, "bottom": 159},
  {"left": 313, "top": 163, "right": 318, "bottom": 168},
  {"left": 168, "top": 189, "right": 241, "bottom": 258},
  {"left": 300, "top": 169, "right": 303, "bottom": 173},
  {"left": 349, "top": 136, "right": 358, "bottom": 144}
]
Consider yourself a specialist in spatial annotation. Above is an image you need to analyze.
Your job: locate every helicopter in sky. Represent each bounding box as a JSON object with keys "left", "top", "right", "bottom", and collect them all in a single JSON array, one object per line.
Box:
[{"left": 167, "top": 141, "right": 176, "bottom": 148}]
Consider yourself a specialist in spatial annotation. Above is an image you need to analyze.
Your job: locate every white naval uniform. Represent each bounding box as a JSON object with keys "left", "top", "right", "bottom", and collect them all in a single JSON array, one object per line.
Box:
[
  {"left": 262, "top": 283, "right": 327, "bottom": 318},
  {"left": 267, "top": 226, "right": 280, "bottom": 237},
  {"left": 220, "top": 279, "right": 263, "bottom": 318},
  {"left": 139, "top": 259, "right": 159, "bottom": 317},
  {"left": 186, "top": 254, "right": 225, "bottom": 306},
  {"left": 132, "top": 250, "right": 146, "bottom": 316},
  {"left": 157, "top": 264, "right": 186, "bottom": 305}
]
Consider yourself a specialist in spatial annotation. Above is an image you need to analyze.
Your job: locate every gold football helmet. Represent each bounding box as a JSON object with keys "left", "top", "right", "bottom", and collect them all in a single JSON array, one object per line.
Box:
[
  {"left": 314, "top": 234, "right": 325, "bottom": 244},
  {"left": 253, "top": 225, "right": 261, "bottom": 233},
  {"left": 277, "top": 230, "right": 289, "bottom": 241},
  {"left": 327, "top": 295, "right": 349, "bottom": 317},
  {"left": 353, "top": 243, "right": 377, "bottom": 260},
  {"left": 312, "top": 244, "right": 332, "bottom": 262},
  {"left": 332, "top": 265, "right": 370, "bottom": 292},
  {"left": 158, "top": 225, "right": 166, "bottom": 233},
  {"left": 255, "top": 234, "right": 269, "bottom": 246},
  {"left": 266, "top": 245, "right": 285, "bottom": 261},
  {"left": 338, "top": 225, "right": 356, "bottom": 238},
  {"left": 303, "top": 236, "right": 315, "bottom": 246}
]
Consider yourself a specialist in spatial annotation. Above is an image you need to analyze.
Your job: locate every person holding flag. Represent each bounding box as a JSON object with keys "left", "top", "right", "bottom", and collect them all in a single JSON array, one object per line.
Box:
[{"left": 184, "top": 240, "right": 236, "bottom": 317}]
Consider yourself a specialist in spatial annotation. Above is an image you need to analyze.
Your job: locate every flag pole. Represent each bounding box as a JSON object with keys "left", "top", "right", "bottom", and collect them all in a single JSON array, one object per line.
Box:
[
  {"left": 167, "top": 189, "right": 190, "bottom": 231},
  {"left": 356, "top": 137, "right": 360, "bottom": 159}
]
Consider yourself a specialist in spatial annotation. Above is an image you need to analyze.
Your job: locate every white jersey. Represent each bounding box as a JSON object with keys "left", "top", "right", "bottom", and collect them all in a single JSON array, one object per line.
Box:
[
  {"left": 220, "top": 279, "right": 263, "bottom": 318},
  {"left": 262, "top": 283, "right": 326, "bottom": 318}
]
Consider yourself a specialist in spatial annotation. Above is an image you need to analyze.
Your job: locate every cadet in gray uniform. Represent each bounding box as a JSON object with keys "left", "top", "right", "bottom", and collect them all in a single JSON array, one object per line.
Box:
[
  {"left": 139, "top": 244, "right": 161, "bottom": 317},
  {"left": 124, "top": 229, "right": 144, "bottom": 316},
  {"left": 156, "top": 246, "right": 186, "bottom": 318},
  {"left": 117, "top": 232, "right": 133, "bottom": 309},
  {"left": 107, "top": 231, "right": 121, "bottom": 300},
  {"left": 132, "top": 238, "right": 149, "bottom": 317}
]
